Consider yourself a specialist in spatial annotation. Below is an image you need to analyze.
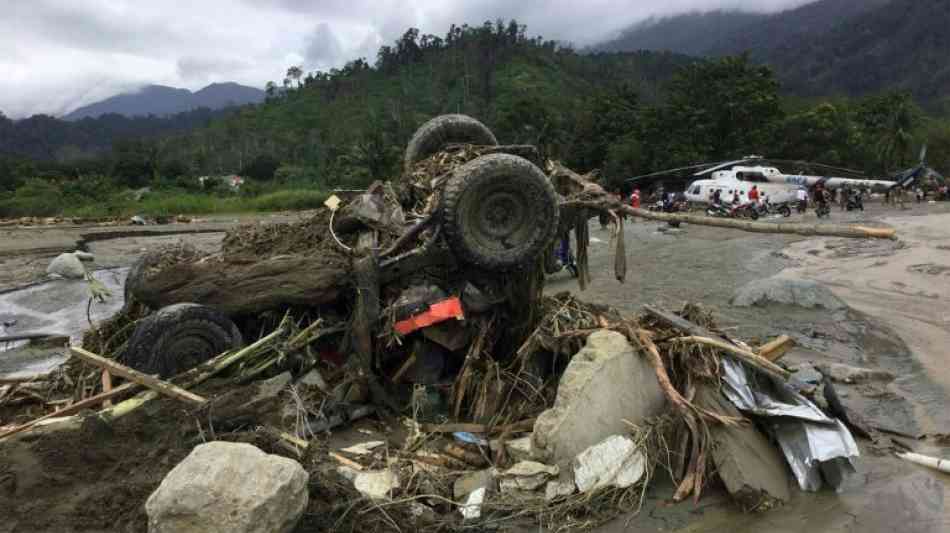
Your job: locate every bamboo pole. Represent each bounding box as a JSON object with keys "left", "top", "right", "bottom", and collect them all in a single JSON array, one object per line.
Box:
[
  {"left": 0, "top": 382, "right": 137, "bottom": 440},
  {"left": 69, "top": 347, "right": 207, "bottom": 406},
  {"left": 896, "top": 452, "right": 950, "bottom": 474}
]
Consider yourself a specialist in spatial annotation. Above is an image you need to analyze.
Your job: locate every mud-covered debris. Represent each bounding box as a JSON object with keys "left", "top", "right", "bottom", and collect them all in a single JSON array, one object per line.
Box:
[
  {"left": 819, "top": 362, "right": 896, "bottom": 384},
  {"left": 498, "top": 461, "right": 559, "bottom": 492}
]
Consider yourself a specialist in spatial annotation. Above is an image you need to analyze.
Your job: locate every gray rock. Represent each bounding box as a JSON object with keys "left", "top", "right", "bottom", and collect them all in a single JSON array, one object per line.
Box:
[
  {"left": 695, "top": 385, "right": 791, "bottom": 506},
  {"left": 46, "top": 252, "right": 86, "bottom": 279},
  {"left": 819, "top": 363, "right": 895, "bottom": 384},
  {"left": 732, "top": 278, "right": 846, "bottom": 310},
  {"left": 532, "top": 330, "right": 666, "bottom": 466},
  {"left": 146, "top": 442, "right": 308, "bottom": 533}
]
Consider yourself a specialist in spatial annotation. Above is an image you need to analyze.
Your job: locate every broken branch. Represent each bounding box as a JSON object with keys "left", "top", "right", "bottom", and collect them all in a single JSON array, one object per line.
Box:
[
  {"left": 69, "top": 347, "right": 207, "bottom": 406},
  {"left": 669, "top": 336, "right": 791, "bottom": 381}
]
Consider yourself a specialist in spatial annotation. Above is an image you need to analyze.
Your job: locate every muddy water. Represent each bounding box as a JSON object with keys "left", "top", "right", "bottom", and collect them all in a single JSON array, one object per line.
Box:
[{"left": 547, "top": 202, "right": 950, "bottom": 533}]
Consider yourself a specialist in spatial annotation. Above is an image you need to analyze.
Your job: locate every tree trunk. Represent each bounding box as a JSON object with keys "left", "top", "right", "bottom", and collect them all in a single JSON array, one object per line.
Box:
[{"left": 131, "top": 255, "right": 349, "bottom": 316}]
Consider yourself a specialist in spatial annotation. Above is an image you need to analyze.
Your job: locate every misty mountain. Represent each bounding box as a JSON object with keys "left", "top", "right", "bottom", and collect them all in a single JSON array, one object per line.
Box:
[
  {"left": 590, "top": 0, "right": 950, "bottom": 102},
  {"left": 64, "top": 82, "right": 264, "bottom": 120},
  {"left": 594, "top": 0, "right": 892, "bottom": 58}
]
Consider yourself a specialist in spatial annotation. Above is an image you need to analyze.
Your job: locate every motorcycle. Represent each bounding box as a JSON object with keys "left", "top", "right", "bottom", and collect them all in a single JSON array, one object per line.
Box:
[
  {"left": 729, "top": 202, "right": 759, "bottom": 220},
  {"left": 846, "top": 193, "right": 864, "bottom": 211},
  {"left": 754, "top": 201, "right": 791, "bottom": 218},
  {"left": 815, "top": 202, "right": 831, "bottom": 218},
  {"left": 652, "top": 198, "right": 687, "bottom": 227}
]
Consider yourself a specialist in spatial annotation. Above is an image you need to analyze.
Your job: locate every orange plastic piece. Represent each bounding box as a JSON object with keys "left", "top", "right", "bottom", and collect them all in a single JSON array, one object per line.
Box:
[{"left": 394, "top": 297, "right": 465, "bottom": 335}]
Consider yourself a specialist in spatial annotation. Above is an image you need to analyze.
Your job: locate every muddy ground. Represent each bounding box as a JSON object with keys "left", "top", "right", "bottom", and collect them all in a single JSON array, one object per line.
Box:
[{"left": 1, "top": 200, "right": 949, "bottom": 532}]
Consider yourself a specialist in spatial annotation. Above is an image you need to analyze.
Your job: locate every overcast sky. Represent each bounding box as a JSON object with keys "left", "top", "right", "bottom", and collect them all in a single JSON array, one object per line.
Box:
[{"left": 1, "top": 0, "right": 814, "bottom": 119}]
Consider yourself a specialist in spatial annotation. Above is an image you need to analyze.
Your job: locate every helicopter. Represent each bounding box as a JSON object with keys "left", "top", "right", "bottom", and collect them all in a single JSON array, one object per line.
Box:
[{"left": 625, "top": 147, "right": 936, "bottom": 206}]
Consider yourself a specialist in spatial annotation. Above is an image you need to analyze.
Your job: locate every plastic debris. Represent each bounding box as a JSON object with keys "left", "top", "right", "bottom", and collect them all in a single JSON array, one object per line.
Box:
[
  {"left": 453, "top": 432, "right": 489, "bottom": 447},
  {"left": 460, "top": 487, "right": 486, "bottom": 520},
  {"left": 498, "top": 461, "right": 559, "bottom": 492},
  {"left": 340, "top": 441, "right": 385, "bottom": 456}
]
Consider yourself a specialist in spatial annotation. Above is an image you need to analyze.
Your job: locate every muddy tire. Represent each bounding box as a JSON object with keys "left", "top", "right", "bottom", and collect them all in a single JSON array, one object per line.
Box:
[
  {"left": 404, "top": 114, "right": 498, "bottom": 173},
  {"left": 440, "top": 154, "right": 559, "bottom": 271},
  {"left": 120, "top": 303, "right": 243, "bottom": 377}
]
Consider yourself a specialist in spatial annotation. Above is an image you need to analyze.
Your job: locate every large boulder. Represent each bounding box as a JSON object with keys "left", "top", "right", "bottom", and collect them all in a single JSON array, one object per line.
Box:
[
  {"left": 532, "top": 330, "right": 665, "bottom": 466},
  {"left": 731, "top": 277, "right": 846, "bottom": 310},
  {"left": 146, "top": 442, "right": 308, "bottom": 533},
  {"left": 46, "top": 252, "right": 87, "bottom": 279}
]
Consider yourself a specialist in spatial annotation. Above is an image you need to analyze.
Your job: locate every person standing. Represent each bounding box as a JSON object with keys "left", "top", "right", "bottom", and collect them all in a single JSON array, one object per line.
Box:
[
  {"left": 630, "top": 189, "right": 641, "bottom": 208},
  {"left": 748, "top": 185, "right": 760, "bottom": 205}
]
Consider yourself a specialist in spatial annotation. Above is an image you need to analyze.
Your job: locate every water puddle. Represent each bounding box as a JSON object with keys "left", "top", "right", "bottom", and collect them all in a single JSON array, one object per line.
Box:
[{"left": 0, "top": 268, "right": 128, "bottom": 377}]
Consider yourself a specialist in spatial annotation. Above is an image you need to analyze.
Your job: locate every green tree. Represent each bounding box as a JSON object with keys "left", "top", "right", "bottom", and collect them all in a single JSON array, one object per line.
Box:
[{"left": 241, "top": 154, "right": 281, "bottom": 181}]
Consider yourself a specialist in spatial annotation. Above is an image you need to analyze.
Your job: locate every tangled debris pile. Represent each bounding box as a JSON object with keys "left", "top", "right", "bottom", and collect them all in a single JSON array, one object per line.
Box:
[{"left": 0, "top": 114, "right": 884, "bottom": 532}]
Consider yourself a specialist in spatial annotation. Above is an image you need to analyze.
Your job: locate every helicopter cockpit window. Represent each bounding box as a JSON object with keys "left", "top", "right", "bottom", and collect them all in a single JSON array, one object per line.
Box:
[{"left": 691, "top": 185, "right": 701, "bottom": 195}]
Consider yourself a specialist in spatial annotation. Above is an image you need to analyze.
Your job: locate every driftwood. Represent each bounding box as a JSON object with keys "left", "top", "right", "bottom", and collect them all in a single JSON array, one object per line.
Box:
[
  {"left": 130, "top": 255, "right": 349, "bottom": 316},
  {"left": 624, "top": 206, "right": 896, "bottom": 239},
  {"left": 69, "top": 347, "right": 207, "bottom": 406}
]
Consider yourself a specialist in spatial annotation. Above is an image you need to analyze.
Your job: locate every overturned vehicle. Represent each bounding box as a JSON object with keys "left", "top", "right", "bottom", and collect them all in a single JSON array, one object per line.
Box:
[{"left": 120, "top": 115, "right": 597, "bottom": 401}]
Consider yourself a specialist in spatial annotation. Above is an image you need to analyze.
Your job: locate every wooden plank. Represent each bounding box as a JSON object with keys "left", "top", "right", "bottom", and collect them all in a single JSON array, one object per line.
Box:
[
  {"left": 420, "top": 422, "right": 487, "bottom": 434},
  {"left": 758, "top": 335, "right": 795, "bottom": 362},
  {"left": 0, "top": 382, "right": 137, "bottom": 440},
  {"left": 69, "top": 347, "right": 207, "bottom": 406}
]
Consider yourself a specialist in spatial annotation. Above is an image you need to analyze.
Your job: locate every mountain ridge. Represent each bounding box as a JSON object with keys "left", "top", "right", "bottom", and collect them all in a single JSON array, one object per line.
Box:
[{"left": 64, "top": 82, "right": 264, "bottom": 121}]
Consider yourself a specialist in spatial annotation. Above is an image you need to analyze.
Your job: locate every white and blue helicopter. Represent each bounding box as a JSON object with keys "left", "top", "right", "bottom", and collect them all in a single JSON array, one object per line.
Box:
[{"left": 626, "top": 147, "right": 937, "bottom": 206}]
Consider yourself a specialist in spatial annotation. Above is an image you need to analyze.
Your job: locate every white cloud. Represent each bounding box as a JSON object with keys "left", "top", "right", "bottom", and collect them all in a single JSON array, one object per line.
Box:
[{"left": 0, "top": 0, "right": 815, "bottom": 118}]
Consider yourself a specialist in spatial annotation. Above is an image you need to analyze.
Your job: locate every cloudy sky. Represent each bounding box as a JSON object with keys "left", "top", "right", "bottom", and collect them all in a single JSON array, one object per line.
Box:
[{"left": 1, "top": 0, "right": 814, "bottom": 119}]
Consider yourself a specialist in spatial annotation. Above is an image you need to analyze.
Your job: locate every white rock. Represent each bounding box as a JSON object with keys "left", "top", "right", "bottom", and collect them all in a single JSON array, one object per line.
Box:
[
  {"left": 352, "top": 469, "right": 399, "bottom": 500},
  {"left": 46, "top": 252, "right": 86, "bottom": 279},
  {"left": 145, "top": 442, "right": 308, "bottom": 533},
  {"left": 545, "top": 479, "right": 576, "bottom": 501},
  {"left": 572, "top": 435, "right": 646, "bottom": 493},
  {"left": 460, "top": 487, "right": 486, "bottom": 520},
  {"left": 532, "top": 331, "right": 665, "bottom": 465},
  {"left": 74, "top": 251, "right": 95, "bottom": 262},
  {"left": 498, "top": 461, "right": 558, "bottom": 492}
]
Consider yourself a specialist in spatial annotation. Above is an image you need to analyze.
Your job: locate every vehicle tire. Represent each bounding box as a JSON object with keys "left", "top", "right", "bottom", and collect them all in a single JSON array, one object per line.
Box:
[
  {"left": 403, "top": 114, "right": 498, "bottom": 173},
  {"left": 120, "top": 303, "right": 244, "bottom": 378},
  {"left": 668, "top": 221, "right": 681, "bottom": 228},
  {"left": 440, "top": 153, "right": 559, "bottom": 271},
  {"left": 748, "top": 208, "right": 759, "bottom": 221},
  {"left": 779, "top": 205, "right": 791, "bottom": 217}
]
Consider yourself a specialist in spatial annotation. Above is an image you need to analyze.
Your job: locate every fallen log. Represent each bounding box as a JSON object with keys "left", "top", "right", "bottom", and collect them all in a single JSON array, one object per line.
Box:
[
  {"left": 623, "top": 206, "right": 896, "bottom": 239},
  {"left": 69, "top": 347, "right": 207, "bottom": 406},
  {"left": 129, "top": 254, "right": 349, "bottom": 316}
]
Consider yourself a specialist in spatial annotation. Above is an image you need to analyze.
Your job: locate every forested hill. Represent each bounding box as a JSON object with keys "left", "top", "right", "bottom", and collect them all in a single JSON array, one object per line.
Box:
[
  {"left": 148, "top": 24, "right": 693, "bottom": 188},
  {"left": 590, "top": 0, "right": 950, "bottom": 103}
]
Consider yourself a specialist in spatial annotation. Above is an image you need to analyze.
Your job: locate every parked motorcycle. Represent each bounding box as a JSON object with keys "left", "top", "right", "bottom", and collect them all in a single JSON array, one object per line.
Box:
[
  {"left": 754, "top": 201, "right": 792, "bottom": 218},
  {"left": 815, "top": 202, "right": 831, "bottom": 218},
  {"left": 846, "top": 193, "right": 864, "bottom": 211}
]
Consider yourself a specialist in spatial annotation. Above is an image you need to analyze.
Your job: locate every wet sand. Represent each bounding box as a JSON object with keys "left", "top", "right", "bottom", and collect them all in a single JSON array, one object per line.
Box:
[
  {"left": 0, "top": 212, "right": 309, "bottom": 293},
  {"left": 547, "top": 201, "right": 950, "bottom": 533}
]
